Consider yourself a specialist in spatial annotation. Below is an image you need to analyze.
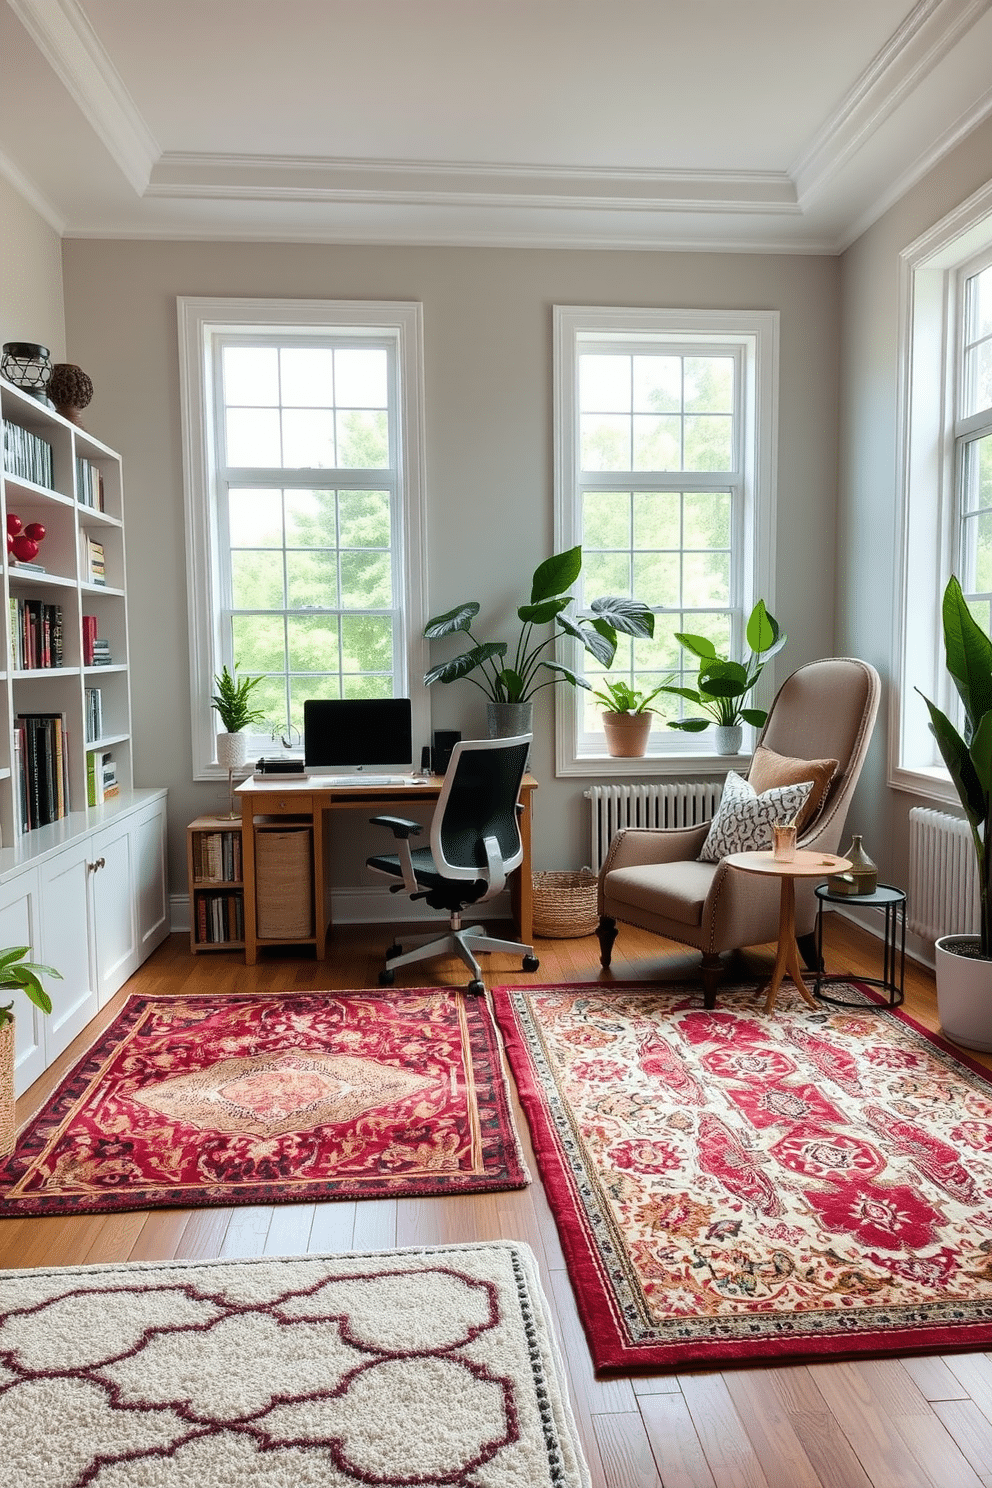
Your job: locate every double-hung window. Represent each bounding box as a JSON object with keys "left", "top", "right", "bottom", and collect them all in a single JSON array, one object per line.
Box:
[
  {"left": 553, "top": 306, "right": 779, "bottom": 776},
  {"left": 895, "top": 188, "right": 992, "bottom": 795},
  {"left": 178, "top": 299, "right": 427, "bottom": 777}
]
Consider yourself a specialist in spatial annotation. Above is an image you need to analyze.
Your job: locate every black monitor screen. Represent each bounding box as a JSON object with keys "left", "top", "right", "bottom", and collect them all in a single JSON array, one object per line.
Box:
[{"left": 303, "top": 698, "right": 413, "bottom": 771}]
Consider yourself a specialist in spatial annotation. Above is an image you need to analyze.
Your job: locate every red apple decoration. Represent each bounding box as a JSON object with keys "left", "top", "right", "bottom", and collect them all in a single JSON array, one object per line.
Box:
[
  {"left": 24, "top": 522, "right": 45, "bottom": 542},
  {"left": 6, "top": 532, "right": 13, "bottom": 554},
  {"left": 6, "top": 513, "right": 21, "bottom": 536},
  {"left": 11, "top": 534, "right": 39, "bottom": 562}
]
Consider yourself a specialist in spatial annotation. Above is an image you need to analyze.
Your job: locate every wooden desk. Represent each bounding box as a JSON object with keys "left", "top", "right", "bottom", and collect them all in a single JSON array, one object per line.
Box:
[{"left": 236, "top": 773, "right": 538, "bottom": 966}]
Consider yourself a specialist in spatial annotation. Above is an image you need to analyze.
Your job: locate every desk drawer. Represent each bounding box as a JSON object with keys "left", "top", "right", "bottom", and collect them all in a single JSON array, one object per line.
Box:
[{"left": 253, "top": 794, "right": 313, "bottom": 815}]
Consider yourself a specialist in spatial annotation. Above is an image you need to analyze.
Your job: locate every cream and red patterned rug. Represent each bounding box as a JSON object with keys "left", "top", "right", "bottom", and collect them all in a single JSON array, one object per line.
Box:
[
  {"left": 0, "top": 991, "right": 528, "bottom": 1215},
  {"left": 493, "top": 981, "right": 992, "bottom": 1374},
  {"left": 0, "top": 1240, "right": 589, "bottom": 1487}
]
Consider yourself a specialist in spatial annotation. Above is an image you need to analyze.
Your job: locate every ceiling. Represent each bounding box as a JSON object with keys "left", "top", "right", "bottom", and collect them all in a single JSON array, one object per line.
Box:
[{"left": 1, "top": 0, "right": 991, "bottom": 253}]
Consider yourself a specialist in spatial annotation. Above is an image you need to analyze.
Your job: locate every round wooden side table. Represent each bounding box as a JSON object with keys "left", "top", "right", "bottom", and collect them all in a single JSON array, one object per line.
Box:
[{"left": 724, "top": 849, "right": 852, "bottom": 1013}]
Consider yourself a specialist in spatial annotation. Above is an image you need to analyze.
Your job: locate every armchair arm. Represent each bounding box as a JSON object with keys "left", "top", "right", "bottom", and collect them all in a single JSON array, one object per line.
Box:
[
  {"left": 369, "top": 815, "right": 422, "bottom": 838},
  {"left": 600, "top": 823, "right": 711, "bottom": 876}
]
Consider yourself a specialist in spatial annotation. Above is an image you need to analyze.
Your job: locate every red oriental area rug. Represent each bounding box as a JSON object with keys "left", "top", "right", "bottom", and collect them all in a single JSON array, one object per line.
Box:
[
  {"left": 0, "top": 990, "right": 528, "bottom": 1216},
  {"left": 492, "top": 981, "right": 992, "bottom": 1374}
]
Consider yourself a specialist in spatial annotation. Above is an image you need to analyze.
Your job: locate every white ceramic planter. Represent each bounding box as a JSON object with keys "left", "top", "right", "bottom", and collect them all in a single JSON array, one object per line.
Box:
[
  {"left": 216, "top": 731, "right": 249, "bottom": 771},
  {"left": 935, "top": 934, "right": 992, "bottom": 1051},
  {"left": 714, "top": 724, "right": 743, "bottom": 756}
]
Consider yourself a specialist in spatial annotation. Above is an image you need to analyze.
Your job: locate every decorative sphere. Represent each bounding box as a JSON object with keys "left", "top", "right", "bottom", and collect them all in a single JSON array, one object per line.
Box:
[
  {"left": 24, "top": 522, "right": 46, "bottom": 542},
  {"left": 11, "top": 534, "right": 39, "bottom": 562},
  {"left": 6, "top": 513, "right": 21, "bottom": 536},
  {"left": 48, "top": 363, "right": 93, "bottom": 420}
]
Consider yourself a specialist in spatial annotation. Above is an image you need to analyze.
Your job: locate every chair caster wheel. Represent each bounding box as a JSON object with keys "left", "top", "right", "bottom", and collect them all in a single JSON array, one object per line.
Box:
[
  {"left": 467, "top": 979, "right": 486, "bottom": 995},
  {"left": 386, "top": 943, "right": 403, "bottom": 959},
  {"left": 522, "top": 954, "right": 540, "bottom": 972},
  {"left": 378, "top": 968, "right": 395, "bottom": 986}
]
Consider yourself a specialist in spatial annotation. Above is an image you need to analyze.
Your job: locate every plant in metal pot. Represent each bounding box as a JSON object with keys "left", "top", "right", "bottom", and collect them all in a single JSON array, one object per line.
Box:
[
  {"left": 658, "top": 599, "right": 787, "bottom": 754},
  {"left": 918, "top": 574, "right": 992, "bottom": 1050},
  {"left": 423, "top": 547, "right": 655, "bottom": 732}
]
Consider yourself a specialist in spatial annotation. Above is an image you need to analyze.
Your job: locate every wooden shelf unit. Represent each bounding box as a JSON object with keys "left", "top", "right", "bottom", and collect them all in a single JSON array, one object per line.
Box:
[{"left": 187, "top": 814, "right": 245, "bottom": 951}]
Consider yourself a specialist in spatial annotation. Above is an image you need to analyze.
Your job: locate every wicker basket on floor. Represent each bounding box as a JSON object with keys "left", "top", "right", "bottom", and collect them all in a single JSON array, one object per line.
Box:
[{"left": 532, "top": 868, "right": 599, "bottom": 938}]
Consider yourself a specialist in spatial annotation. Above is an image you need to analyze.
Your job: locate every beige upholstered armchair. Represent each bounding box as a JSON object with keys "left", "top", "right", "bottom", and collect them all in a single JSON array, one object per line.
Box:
[{"left": 597, "top": 657, "right": 881, "bottom": 1006}]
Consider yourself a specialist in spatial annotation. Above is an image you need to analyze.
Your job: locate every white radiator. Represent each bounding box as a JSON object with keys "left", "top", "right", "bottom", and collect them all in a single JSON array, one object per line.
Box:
[
  {"left": 907, "top": 806, "right": 979, "bottom": 941},
  {"left": 585, "top": 782, "right": 723, "bottom": 873}
]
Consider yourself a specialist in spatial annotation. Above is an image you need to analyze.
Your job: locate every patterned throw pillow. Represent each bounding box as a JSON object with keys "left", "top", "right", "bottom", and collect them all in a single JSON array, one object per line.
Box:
[{"left": 698, "top": 770, "right": 814, "bottom": 863}]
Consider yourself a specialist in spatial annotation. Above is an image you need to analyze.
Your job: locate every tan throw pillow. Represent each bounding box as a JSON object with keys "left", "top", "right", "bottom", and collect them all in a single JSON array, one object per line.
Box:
[{"left": 748, "top": 746, "right": 838, "bottom": 833}]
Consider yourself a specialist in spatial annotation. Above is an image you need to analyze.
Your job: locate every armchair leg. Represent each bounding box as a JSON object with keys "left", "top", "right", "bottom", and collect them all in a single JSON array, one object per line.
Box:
[
  {"left": 797, "top": 931, "right": 823, "bottom": 973},
  {"left": 597, "top": 915, "right": 618, "bottom": 968},
  {"left": 701, "top": 953, "right": 723, "bottom": 1009}
]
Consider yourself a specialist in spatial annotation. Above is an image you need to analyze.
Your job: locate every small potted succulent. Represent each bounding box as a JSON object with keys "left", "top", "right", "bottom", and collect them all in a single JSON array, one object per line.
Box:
[
  {"left": 0, "top": 947, "right": 60, "bottom": 1154},
  {"left": 590, "top": 678, "right": 668, "bottom": 757}
]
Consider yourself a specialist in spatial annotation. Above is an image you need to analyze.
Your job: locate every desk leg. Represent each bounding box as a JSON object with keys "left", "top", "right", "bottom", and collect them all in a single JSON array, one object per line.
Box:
[
  {"left": 761, "top": 878, "right": 818, "bottom": 1014},
  {"left": 241, "top": 797, "right": 258, "bottom": 967},
  {"left": 510, "top": 792, "right": 534, "bottom": 943}
]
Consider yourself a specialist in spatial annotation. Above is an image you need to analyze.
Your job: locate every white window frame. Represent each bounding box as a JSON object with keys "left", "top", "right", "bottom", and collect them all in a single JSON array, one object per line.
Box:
[
  {"left": 893, "top": 182, "right": 992, "bottom": 802},
  {"left": 178, "top": 297, "right": 429, "bottom": 780},
  {"left": 553, "top": 306, "right": 779, "bottom": 778}
]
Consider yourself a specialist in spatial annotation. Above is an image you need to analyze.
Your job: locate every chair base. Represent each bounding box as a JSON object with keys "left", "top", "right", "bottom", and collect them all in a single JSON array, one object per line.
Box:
[{"left": 379, "top": 923, "right": 539, "bottom": 992}]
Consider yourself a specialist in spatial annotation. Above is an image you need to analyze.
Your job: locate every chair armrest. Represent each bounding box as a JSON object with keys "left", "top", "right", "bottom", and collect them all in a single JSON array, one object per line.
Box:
[
  {"left": 599, "top": 823, "right": 711, "bottom": 878},
  {"left": 369, "top": 815, "right": 422, "bottom": 838}
]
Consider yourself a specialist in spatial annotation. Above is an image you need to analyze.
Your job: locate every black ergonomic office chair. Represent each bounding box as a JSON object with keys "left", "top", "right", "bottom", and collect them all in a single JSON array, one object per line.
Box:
[{"left": 366, "top": 734, "right": 540, "bottom": 993}]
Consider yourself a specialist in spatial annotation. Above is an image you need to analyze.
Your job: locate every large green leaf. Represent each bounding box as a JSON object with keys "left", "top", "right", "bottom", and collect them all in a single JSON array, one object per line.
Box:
[
  {"left": 698, "top": 660, "right": 748, "bottom": 699},
  {"left": 658, "top": 685, "right": 705, "bottom": 705},
  {"left": 674, "top": 632, "right": 717, "bottom": 661},
  {"left": 424, "top": 642, "right": 506, "bottom": 687},
  {"left": 667, "top": 717, "right": 711, "bottom": 732},
  {"left": 531, "top": 547, "right": 582, "bottom": 604},
  {"left": 740, "top": 707, "right": 768, "bottom": 726},
  {"left": 538, "top": 661, "right": 592, "bottom": 689},
  {"left": 495, "top": 667, "right": 525, "bottom": 702},
  {"left": 746, "top": 599, "right": 778, "bottom": 655},
  {"left": 590, "top": 595, "right": 656, "bottom": 638},
  {"left": 423, "top": 602, "right": 480, "bottom": 640},
  {"left": 943, "top": 576, "right": 992, "bottom": 735},
  {"left": 518, "top": 597, "right": 571, "bottom": 625},
  {"left": 921, "top": 694, "right": 987, "bottom": 827}
]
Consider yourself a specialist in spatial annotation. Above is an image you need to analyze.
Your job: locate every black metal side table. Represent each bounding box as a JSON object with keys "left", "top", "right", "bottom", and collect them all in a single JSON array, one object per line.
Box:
[{"left": 814, "top": 882, "right": 906, "bottom": 1009}]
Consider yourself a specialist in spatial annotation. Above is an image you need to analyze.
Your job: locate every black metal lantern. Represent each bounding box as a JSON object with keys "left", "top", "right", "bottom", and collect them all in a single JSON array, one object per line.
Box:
[{"left": 1, "top": 342, "right": 53, "bottom": 401}]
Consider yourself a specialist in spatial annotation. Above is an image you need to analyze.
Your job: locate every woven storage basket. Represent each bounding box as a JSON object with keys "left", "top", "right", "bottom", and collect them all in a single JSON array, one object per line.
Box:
[
  {"left": 256, "top": 827, "right": 314, "bottom": 939},
  {"left": 0, "top": 1017, "right": 15, "bottom": 1155},
  {"left": 532, "top": 868, "right": 599, "bottom": 938}
]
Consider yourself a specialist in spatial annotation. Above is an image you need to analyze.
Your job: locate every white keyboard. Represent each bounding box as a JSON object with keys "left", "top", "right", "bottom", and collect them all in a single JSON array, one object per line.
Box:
[{"left": 321, "top": 775, "right": 412, "bottom": 787}]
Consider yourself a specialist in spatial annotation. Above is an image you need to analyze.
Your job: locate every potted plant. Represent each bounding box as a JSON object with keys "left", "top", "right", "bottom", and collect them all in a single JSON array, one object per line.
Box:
[
  {"left": 212, "top": 663, "right": 266, "bottom": 816},
  {"left": 423, "top": 546, "right": 655, "bottom": 736},
  {"left": 658, "top": 599, "right": 787, "bottom": 755},
  {"left": 590, "top": 678, "right": 668, "bottom": 758},
  {"left": 919, "top": 574, "right": 992, "bottom": 1050},
  {"left": 0, "top": 946, "right": 60, "bottom": 1154}
]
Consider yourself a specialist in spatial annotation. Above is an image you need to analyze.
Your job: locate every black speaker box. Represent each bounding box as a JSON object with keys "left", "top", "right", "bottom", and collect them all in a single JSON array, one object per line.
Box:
[{"left": 432, "top": 729, "right": 461, "bottom": 773}]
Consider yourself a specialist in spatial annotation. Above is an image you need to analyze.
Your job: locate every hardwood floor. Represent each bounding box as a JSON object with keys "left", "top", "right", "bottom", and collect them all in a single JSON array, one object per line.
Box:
[{"left": 4, "top": 915, "right": 992, "bottom": 1488}]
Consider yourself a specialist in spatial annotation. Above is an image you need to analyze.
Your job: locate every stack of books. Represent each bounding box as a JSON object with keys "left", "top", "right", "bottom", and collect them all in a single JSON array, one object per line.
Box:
[
  {"left": 3, "top": 423, "right": 54, "bottom": 488},
  {"left": 91, "top": 638, "right": 112, "bottom": 666},
  {"left": 75, "top": 457, "right": 105, "bottom": 510},
  {"left": 9, "top": 599, "right": 63, "bottom": 669},
  {"left": 14, "top": 713, "right": 69, "bottom": 831},
  {"left": 84, "top": 687, "right": 103, "bottom": 742},
  {"left": 86, "top": 748, "right": 118, "bottom": 806},
  {"left": 86, "top": 537, "right": 106, "bottom": 585}
]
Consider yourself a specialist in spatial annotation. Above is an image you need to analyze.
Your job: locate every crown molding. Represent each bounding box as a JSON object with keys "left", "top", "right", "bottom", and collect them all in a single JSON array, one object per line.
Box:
[
  {"left": 791, "top": 0, "right": 992, "bottom": 206},
  {"left": 0, "top": 146, "right": 65, "bottom": 233},
  {"left": 147, "top": 155, "right": 800, "bottom": 215},
  {"left": 8, "top": 0, "right": 158, "bottom": 193}
]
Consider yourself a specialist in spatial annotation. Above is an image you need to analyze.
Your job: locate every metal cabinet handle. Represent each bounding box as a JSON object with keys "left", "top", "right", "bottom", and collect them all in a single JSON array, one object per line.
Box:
[{"left": 88, "top": 856, "right": 106, "bottom": 872}]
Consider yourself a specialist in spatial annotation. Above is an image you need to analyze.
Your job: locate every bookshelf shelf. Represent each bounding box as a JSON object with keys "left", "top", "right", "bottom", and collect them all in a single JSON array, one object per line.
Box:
[
  {"left": 1, "top": 375, "right": 135, "bottom": 842},
  {"left": 187, "top": 815, "right": 245, "bottom": 952}
]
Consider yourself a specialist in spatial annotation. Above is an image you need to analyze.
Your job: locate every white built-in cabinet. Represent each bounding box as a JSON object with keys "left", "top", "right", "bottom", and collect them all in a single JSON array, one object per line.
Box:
[{"left": 0, "top": 376, "right": 169, "bottom": 1097}]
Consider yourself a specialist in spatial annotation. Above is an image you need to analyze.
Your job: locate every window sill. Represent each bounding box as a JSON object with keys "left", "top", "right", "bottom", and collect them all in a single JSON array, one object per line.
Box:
[
  {"left": 558, "top": 752, "right": 748, "bottom": 780},
  {"left": 888, "top": 763, "right": 957, "bottom": 806}
]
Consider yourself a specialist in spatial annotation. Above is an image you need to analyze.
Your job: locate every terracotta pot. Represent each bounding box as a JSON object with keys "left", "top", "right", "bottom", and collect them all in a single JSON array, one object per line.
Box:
[
  {"left": 935, "top": 935, "right": 992, "bottom": 1051},
  {"left": 602, "top": 710, "right": 652, "bottom": 758}
]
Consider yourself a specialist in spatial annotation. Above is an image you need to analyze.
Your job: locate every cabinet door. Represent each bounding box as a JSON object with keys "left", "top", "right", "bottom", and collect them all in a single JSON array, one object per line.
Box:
[
  {"left": 40, "top": 840, "right": 99, "bottom": 1062},
  {"left": 132, "top": 795, "right": 169, "bottom": 958},
  {"left": 91, "top": 818, "right": 137, "bottom": 1007},
  {"left": 0, "top": 868, "right": 46, "bottom": 1097}
]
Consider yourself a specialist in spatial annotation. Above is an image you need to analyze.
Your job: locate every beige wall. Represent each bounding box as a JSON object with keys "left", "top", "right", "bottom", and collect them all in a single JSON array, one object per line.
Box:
[
  {"left": 838, "top": 114, "right": 992, "bottom": 895},
  {"left": 0, "top": 175, "right": 64, "bottom": 358},
  {"left": 60, "top": 239, "right": 841, "bottom": 901}
]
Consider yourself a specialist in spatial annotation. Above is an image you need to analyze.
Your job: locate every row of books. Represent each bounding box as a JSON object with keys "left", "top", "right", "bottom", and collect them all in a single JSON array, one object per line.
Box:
[
  {"left": 3, "top": 421, "right": 54, "bottom": 489},
  {"left": 192, "top": 829, "right": 242, "bottom": 883},
  {"left": 84, "top": 686, "right": 103, "bottom": 743},
  {"left": 9, "top": 598, "right": 64, "bottom": 670},
  {"left": 86, "top": 748, "right": 118, "bottom": 806},
  {"left": 82, "top": 615, "right": 113, "bottom": 666},
  {"left": 75, "top": 457, "right": 105, "bottom": 510},
  {"left": 84, "top": 536, "right": 106, "bottom": 585},
  {"left": 196, "top": 891, "right": 245, "bottom": 945},
  {"left": 13, "top": 713, "right": 69, "bottom": 832}
]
